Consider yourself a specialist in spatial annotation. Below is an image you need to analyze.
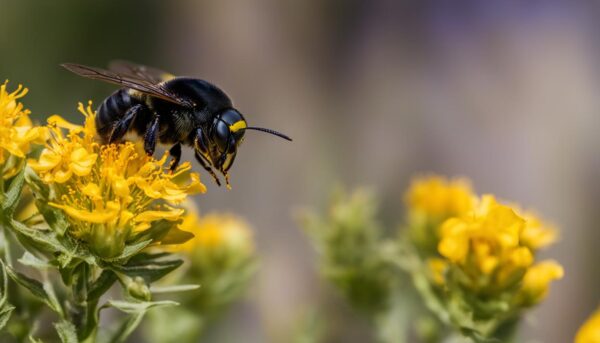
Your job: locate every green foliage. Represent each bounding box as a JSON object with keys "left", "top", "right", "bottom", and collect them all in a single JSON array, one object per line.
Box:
[
  {"left": 302, "top": 189, "right": 394, "bottom": 314},
  {"left": 300, "top": 189, "right": 414, "bottom": 342}
]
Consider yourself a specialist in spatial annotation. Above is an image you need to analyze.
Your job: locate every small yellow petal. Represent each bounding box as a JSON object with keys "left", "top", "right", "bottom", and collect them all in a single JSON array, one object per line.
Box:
[
  {"left": 50, "top": 202, "right": 118, "bottom": 224},
  {"left": 134, "top": 208, "right": 185, "bottom": 222}
]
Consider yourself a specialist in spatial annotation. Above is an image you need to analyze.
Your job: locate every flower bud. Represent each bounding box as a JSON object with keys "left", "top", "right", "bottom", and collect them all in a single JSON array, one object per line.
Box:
[{"left": 126, "top": 276, "right": 151, "bottom": 301}]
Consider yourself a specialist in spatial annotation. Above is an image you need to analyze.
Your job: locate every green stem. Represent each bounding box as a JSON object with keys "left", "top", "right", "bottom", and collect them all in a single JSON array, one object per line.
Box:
[{"left": 70, "top": 263, "right": 97, "bottom": 342}]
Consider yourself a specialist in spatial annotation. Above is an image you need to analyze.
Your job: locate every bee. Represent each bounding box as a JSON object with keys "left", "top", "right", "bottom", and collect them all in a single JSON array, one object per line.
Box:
[{"left": 61, "top": 61, "right": 291, "bottom": 188}]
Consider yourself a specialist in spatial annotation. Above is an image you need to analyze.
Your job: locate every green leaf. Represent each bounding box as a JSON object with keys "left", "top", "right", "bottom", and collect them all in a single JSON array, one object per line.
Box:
[
  {"left": 99, "top": 300, "right": 177, "bottom": 343},
  {"left": 132, "top": 219, "right": 178, "bottom": 244},
  {"left": 104, "top": 300, "right": 178, "bottom": 314},
  {"left": 54, "top": 320, "right": 79, "bottom": 343},
  {"left": 24, "top": 167, "right": 49, "bottom": 200},
  {"left": 1, "top": 167, "right": 25, "bottom": 215},
  {"left": 110, "top": 312, "right": 145, "bottom": 343},
  {"left": 8, "top": 219, "right": 65, "bottom": 254},
  {"left": 0, "top": 259, "right": 13, "bottom": 331},
  {"left": 149, "top": 284, "right": 200, "bottom": 294},
  {"left": 25, "top": 168, "right": 70, "bottom": 236},
  {"left": 112, "top": 259, "right": 183, "bottom": 283},
  {"left": 158, "top": 227, "right": 194, "bottom": 245},
  {"left": 18, "top": 252, "right": 51, "bottom": 270},
  {"left": 104, "top": 240, "right": 152, "bottom": 264},
  {"left": 35, "top": 199, "right": 70, "bottom": 236},
  {"left": 0, "top": 305, "right": 14, "bottom": 331},
  {"left": 4, "top": 262, "right": 63, "bottom": 315}
]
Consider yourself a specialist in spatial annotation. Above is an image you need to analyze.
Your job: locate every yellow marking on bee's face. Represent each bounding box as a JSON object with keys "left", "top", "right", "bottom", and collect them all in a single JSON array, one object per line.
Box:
[{"left": 229, "top": 120, "right": 247, "bottom": 133}]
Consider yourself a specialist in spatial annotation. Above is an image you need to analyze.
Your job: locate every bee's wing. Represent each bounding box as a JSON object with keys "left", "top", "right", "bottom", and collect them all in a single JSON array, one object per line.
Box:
[
  {"left": 108, "top": 60, "right": 175, "bottom": 84},
  {"left": 61, "top": 63, "right": 194, "bottom": 107}
]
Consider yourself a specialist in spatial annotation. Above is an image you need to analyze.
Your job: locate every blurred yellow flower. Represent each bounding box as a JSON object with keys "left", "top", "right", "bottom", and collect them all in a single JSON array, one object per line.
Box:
[
  {"left": 518, "top": 210, "right": 558, "bottom": 251},
  {"left": 435, "top": 195, "right": 562, "bottom": 300},
  {"left": 0, "top": 81, "right": 46, "bottom": 178},
  {"left": 405, "top": 175, "right": 476, "bottom": 219},
  {"left": 576, "top": 308, "right": 600, "bottom": 343},
  {"left": 518, "top": 260, "right": 564, "bottom": 306},
  {"left": 405, "top": 175, "right": 477, "bottom": 255},
  {"left": 171, "top": 203, "right": 253, "bottom": 254},
  {"left": 438, "top": 196, "right": 528, "bottom": 273},
  {"left": 28, "top": 103, "right": 206, "bottom": 258}
]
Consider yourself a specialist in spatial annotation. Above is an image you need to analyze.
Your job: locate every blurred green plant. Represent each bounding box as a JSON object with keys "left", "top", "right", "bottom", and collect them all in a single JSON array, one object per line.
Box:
[
  {"left": 143, "top": 203, "right": 257, "bottom": 343},
  {"left": 300, "top": 189, "right": 414, "bottom": 343}
]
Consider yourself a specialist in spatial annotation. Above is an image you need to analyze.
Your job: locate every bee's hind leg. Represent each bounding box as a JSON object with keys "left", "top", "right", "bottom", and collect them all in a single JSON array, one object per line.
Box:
[
  {"left": 109, "top": 104, "right": 144, "bottom": 143},
  {"left": 144, "top": 114, "right": 160, "bottom": 156},
  {"left": 168, "top": 143, "right": 182, "bottom": 172}
]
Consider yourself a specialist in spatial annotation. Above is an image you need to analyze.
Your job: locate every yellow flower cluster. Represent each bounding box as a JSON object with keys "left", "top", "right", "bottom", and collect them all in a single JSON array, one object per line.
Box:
[
  {"left": 0, "top": 81, "right": 45, "bottom": 179},
  {"left": 576, "top": 308, "right": 600, "bottom": 343},
  {"left": 170, "top": 203, "right": 253, "bottom": 254},
  {"left": 406, "top": 175, "right": 562, "bottom": 306},
  {"left": 405, "top": 176, "right": 477, "bottom": 255},
  {"left": 405, "top": 175, "right": 476, "bottom": 220},
  {"left": 429, "top": 195, "right": 563, "bottom": 306},
  {"left": 433, "top": 195, "right": 562, "bottom": 304},
  {"left": 28, "top": 103, "right": 206, "bottom": 258}
]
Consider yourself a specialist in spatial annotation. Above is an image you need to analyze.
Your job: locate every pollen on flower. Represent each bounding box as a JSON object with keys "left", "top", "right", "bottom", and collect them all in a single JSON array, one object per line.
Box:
[
  {"left": 0, "top": 81, "right": 46, "bottom": 178},
  {"left": 28, "top": 103, "right": 206, "bottom": 258}
]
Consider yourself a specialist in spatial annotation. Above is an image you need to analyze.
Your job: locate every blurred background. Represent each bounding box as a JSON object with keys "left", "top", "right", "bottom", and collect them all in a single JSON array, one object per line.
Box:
[{"left": 1, "top": 1, "right": 599, "bottom": 342}]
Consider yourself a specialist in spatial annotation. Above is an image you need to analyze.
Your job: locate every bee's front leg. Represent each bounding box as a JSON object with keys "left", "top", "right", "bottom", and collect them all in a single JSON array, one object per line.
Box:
[
  {"left": 144, "top": 114, "right": 160, "bottom": 156},
  {"left": 194, "top": 151, "right": 221, "bottom": 187}
]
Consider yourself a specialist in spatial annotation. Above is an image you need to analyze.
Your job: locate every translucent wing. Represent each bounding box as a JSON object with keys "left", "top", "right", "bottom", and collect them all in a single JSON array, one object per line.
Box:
[
  {"left": 108, "top": 60, "right": 175, "bottom": 84},
  {"left": 61, "top": 63, "right": 194, "bottom": 107}
]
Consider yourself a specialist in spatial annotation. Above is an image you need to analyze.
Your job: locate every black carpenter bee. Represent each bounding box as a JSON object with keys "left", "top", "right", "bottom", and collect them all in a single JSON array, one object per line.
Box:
[{"left": 61, "top": 61, "right": 291, "bottom": 188}]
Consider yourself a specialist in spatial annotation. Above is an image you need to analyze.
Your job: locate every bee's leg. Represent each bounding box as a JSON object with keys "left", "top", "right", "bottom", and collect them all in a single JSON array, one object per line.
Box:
[
  {"left": 194, "top": 151, "right": 221, "bottom": 187},
  {"left": 144, "top": 115, "right": 160, "bottom": 156},
  {"left": 168, "top": 143, "right": 182, "bottom": 172},
  {"left": 108, "top": 104, "right": 144, "bottom": 143}
]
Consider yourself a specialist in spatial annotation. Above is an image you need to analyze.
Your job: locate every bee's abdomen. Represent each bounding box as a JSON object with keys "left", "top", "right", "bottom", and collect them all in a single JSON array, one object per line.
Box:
[{"left": 96, "top": 89, "right": 140, "bottom": 142}]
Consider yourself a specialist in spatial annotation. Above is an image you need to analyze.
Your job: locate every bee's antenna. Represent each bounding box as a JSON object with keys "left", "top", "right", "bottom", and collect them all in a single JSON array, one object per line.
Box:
[{"left": 244, "top": 127, "right": 292, "bottom": 141}]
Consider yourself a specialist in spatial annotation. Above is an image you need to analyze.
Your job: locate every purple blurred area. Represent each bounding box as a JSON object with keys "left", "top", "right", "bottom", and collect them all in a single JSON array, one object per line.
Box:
[{"left": 2, "top": 1, "right": 599, "bottom": 342}]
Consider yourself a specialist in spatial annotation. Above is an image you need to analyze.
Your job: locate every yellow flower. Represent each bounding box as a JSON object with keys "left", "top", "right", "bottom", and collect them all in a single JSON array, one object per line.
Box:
[
  {"left": 518, "top": 210, "right": 558, "bottom": 251},
  {"left": 0, "top": 81, "right": 46, "bottom": 178},
  {"left": 28, "top": 103, "right": 98, "bottom": 183},
  {"left": 438, "top": 196, "right": 525, "bottom": 268},
  {"left": 28, "top": 103, "right": 206, "bottom": 258},
  {"left": 170, "top": 204, "right": 253, "bottom": 254},
  {"left": 435, "top": 195, "right": 562, "bottom": 299},
  {"left": 576, "top": 308, "right": 600, "bottom": 343},
  {"left": 405, "top": 175, "right": 477, "bottom": 255},
  {"left": 518, "top": 260, "right": 564, "bottom": 306},
  {"left": 405, "top": 175, "right": 476, "bottom": 219}
]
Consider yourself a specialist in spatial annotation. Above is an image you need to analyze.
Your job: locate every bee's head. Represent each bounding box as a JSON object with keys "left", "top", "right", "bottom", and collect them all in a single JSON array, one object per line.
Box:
[
  {"left": 194, "top": 108, "right": 292, "bottom": 188},
  {"left": 193, "top": 109, "right": 246, "bottom": 188}
]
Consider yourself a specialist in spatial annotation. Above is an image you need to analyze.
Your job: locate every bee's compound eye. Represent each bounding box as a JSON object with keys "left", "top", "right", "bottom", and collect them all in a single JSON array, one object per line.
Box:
[{"left": 214, "top": 120, "right": 230, "bottom": 151}]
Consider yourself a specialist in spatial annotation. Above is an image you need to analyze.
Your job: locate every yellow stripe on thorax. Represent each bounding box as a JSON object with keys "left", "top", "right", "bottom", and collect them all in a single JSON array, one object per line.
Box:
[{"left": 229, "top": 120, "right": 247, "bottom": 133}]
